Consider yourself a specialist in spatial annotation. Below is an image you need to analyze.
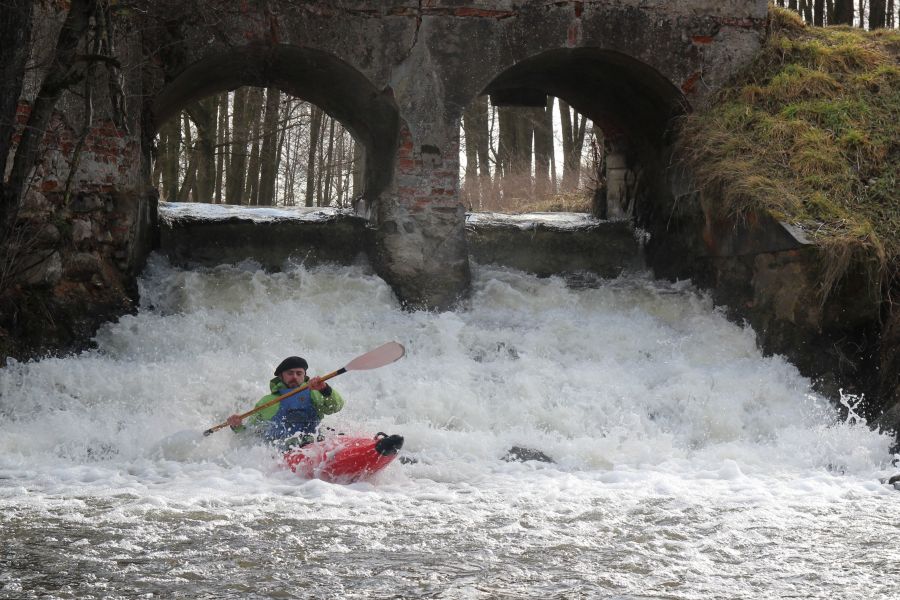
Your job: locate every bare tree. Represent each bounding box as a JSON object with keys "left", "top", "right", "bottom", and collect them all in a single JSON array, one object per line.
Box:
[
  {"left": 257, "top": 87, "right": 281, "bottom": 206},
  {"left": 870, "top": 0, "right": 888, "bottom": 27},
  {"left": 0, "top": 1, "right": 34, "bottom": 210},
  {"left": 186, "top": 97, "right": 216, "bottom": 202},
  {"left": 323, "top": 118, "right": 336, "bottom": 207},
  {"left": 177, "top": 111, "right": 196, "bottom": 202},
  {"left": 244, "top": 87, "right": 264, "bottom": 205},
  {"left": 834, "top": 0, "right": 855, "bottom": 23},
  {"left": 352, "top": 139, "right": 364, "bottom": 201},
  {"left": 214, "top": 92, "right": 227, "bottom": 203},
  {"left": 4, "top": 0, "right": 98, "bottom": 221},
  {"left": 462, "top": 105, "right": 481, "bottom": 207},
  {"left": 226, "top": 87, "right": 249, "bottom": 203},
  {"left": 533, "top": 97, "right": 555, "bottom": 198},
  {"left": 305, "top": 105, "right": 323, "bottom": 207},
  {"left": 159, "top": 118, "right": 180, "bottom": 201},
  {"left": 461, "top": 96, "right": 492, "bottom": 208},
  {"left": 559, "top": 100, "right": 587, "bottom": 193},
  {"left": 496, "top": 106, "right": 533, "bottom": 200}
]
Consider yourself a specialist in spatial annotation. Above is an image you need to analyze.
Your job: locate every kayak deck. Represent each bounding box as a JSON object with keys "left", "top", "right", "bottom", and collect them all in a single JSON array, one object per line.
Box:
[{"left": 283, "top": 432, "right": 404, "bottom": 483}]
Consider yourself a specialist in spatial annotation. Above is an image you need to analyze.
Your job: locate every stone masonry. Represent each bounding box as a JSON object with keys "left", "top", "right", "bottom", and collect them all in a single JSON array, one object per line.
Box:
[{"left": 5, "top": 0, "right": 769, "bottom": 356}]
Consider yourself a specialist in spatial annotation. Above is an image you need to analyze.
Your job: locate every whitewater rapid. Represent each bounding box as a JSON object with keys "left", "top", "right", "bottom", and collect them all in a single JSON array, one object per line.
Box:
[{"left": 1, "top": 256, "right": 897, "bottom": 598}]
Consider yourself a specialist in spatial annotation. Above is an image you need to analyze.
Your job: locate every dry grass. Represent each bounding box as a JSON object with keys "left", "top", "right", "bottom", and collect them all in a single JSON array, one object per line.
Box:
[
  {"left": 509, "top": 192, "right": 593, "bottom": 213},
  {"left": 679, "top": 6, "right": 900, "bottom": 297},
  {"left": 464, "top": 171, "right": 595, "bottom": 213}
]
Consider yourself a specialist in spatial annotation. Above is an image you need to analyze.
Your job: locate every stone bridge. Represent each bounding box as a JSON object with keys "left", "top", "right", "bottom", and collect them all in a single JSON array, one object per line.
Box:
[
  {"left": 20, "top": 0, "right": 769, "bottom": 311},
  {"left": 13, "top": 1, "right": 900, "bottom": 443}
]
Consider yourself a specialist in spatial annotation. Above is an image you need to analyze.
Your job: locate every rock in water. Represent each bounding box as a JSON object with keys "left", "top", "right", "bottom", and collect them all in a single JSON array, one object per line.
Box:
[{"left": 503, "top": 446, "right": 554, "bottom": 464}]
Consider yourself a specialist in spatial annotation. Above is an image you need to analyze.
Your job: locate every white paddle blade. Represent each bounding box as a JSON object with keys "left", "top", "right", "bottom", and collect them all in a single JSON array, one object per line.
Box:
[{"left": 345, "top": 342, "right": 406, "bottom": 371}]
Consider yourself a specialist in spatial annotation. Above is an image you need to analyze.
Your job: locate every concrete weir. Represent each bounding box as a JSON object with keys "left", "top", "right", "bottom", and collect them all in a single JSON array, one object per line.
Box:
[{"left": 158, "top": 203, "right": 643, "bottom": 280}]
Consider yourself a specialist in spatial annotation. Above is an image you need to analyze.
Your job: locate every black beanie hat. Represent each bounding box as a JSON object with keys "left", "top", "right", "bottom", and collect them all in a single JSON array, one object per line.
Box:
[{"left": 274, "top": 356, "right": 308, "bottom": 376}]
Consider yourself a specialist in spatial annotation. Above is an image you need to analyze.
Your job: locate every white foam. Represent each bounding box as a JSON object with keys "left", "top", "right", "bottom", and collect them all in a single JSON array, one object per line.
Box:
[{"left": 1, "top": 256, "right": 897, "bottom": 598}]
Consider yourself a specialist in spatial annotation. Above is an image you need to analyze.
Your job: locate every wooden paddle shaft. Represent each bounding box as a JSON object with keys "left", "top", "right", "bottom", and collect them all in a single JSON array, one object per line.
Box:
[
  {"left": 202, "top": 367, "right": 345, "bottom": 436},
  {"left": 201, "top": 341, "right": 405, "bottom": 437}
]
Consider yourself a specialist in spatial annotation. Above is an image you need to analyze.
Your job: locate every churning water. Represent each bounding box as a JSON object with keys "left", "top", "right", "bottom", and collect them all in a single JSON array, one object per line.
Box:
[{"left": 1, "top": 256, "right": 898, "bottom": 599}]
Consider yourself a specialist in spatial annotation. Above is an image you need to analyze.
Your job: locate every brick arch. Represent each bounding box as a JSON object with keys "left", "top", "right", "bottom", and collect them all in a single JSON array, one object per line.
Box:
[
  {"left": 149, "top": 44, "right": 400, "bottom": 203},
  {"left": 480, "top": 47, "right": 688, "bottom": 145},
  {"left": 466, "top": 47, "right": 690, "bottom": 221}
]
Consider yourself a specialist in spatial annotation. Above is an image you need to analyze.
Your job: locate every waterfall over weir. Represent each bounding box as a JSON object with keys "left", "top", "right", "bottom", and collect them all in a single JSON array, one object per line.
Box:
[{"left": 1, "top": 257, "right": 897, "bottom": 599}]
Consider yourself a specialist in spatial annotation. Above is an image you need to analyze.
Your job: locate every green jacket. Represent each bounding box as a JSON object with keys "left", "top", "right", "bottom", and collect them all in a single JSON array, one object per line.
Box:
[{"left": 232, "top": 376, "right": 344, "bottom": 437}]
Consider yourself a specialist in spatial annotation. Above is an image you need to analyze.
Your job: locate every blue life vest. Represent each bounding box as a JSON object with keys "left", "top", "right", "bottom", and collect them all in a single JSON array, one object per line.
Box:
[{"left": 264, "top": 387, "right": 321, "bottom": 441}]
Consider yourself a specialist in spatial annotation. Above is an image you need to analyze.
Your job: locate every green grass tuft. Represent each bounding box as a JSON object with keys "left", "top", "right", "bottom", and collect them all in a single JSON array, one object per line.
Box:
[{"left": 679, "top": 6, "right": 900, "bottom": 294}]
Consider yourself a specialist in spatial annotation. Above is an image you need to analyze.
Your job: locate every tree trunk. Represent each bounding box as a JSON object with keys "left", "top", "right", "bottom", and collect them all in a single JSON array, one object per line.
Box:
[
  {"left": 334, "top": 129, "right": 345, "bottom": 208},
  {"left": 244, "top": 87, "right": 264, "bottom": 205},
  {"left": 272, "top": 99, "right": 289, "bottom": 205},
  {"left": 315, "top": 115, "right": 327, "bottom": 207},
  {"left": 0, "top": 0, "right": 34, "bottom": 205},
  {"left": 352, "top": 138, "right": 364, "bottom": 201},
  {"left": 226, "top": 87, "right": 249, "bottom": 204},
  {"left": 533, "top": 97, "right": 554, "bottom": 198},
  {"left": 214, "top": 92, "right": 228, "bottom": 203},
  {"left": 151, "top": 147, "right": 162, "bottom": 189},
  {"left": 834, "top": 0, "right": 854, "bottom": 23},
  {"left": 516, "top": 109, "right": 536, "bottom": 199},
  {"left": 323, "top": 118, "right": 336, "bottom": 207},
  {"left": 257, "top": 87, "right": 281, "bottom": 206},
  {"left": 815, "top": 0, "right": 826, "bottom": 24},
  {"left": 159, "top": 117, "right": 181, "bottom": 202},
  {"left": 496, "top": 106, "right": 512, "bottom": 186},
  {"left": 177, "top": 112, "right": 196, "bottom": 202},
  {"left": 186, "top": 98, "right": 216, "bottom": 202},
  {"left": 305, "top": 105, "right": 323, "bottom": 207},
  {"left": 472, "top": 98, "right": 492, "bottom": 202},
  {"left": 869, "top": 0, "right": 887, "bottom": 27},
  {"left": 4, "top": 0, "right": 97, "bottom": 218},
  {"left": 802, "top": 0, "right": 814, "bottom": 22},
  {"left": 497, "top": 107, "right": 532, "bottom": 202},
  {"left": 462, "top": 104, "right": 481, "bottom": 207},
  {"left": 559, "top": 100, "right": 587, "bottom": 192},
  {"left": 282, "top": 99, "right": 297, "bottom": 206},
  {"left": 462, "top": 96, "right": 492, "bottom": 209}
]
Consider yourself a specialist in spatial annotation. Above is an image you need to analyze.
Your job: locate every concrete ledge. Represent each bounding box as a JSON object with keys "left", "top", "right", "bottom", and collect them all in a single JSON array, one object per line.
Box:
[
  {"left": 158, "top": 204, "right": 645, "bottom": 279},
  {"left": 704, "top": 211, "right": 813, "bottom": 258},
  {"left": 158, "top": 203, "right": 370, "bottom": 269},
  {"left": 465, "top": 212, "right": 644, "bottom": 278}
]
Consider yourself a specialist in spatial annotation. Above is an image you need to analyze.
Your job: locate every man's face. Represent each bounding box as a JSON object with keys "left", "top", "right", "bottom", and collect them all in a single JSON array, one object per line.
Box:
[{"left": 280, "top": 368, "right": 306, "bottom": 388}]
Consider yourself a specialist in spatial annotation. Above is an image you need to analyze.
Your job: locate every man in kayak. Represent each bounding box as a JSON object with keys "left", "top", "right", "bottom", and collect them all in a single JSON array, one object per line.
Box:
[{"left": 226, "top": 356, "right": 344, "bottom": 448}]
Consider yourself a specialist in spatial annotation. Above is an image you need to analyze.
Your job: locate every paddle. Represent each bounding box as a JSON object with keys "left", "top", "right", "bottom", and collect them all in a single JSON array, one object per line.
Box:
[
  {"left": 203, "top": 341, "right": 406, "bottom": 436},
  {"left": 150, "top": 342, "right": 406, "bottom": 458}
]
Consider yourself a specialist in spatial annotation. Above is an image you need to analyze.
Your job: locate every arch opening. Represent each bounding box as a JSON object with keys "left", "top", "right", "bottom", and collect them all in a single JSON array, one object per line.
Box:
[
  {"left": 149, "top": 44, "right": 400, "bottom": 208},
  {"left": 461, "top": 48, "right": 688, "bottom": 222}
]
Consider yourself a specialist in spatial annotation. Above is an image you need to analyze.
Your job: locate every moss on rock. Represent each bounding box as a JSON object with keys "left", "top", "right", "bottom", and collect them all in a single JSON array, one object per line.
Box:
[{"left": 679, "top": 7, "right": 900, "bottom": 294}]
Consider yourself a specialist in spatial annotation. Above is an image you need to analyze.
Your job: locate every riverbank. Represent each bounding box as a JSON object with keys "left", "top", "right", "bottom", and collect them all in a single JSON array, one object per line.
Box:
[{"left": 675, "top": 7, "right": 900, "bottom": 437}]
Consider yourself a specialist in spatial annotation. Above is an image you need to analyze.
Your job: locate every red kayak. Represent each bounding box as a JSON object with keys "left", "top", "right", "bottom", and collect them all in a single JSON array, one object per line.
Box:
[{"left": 283, "top": 432, "right": 404, "bottom": 483}]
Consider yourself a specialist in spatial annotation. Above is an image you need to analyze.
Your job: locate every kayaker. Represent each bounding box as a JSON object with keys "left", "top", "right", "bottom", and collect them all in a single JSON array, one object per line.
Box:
[{"left": 226, "top": 356, "right": 344, "bottom": 448}]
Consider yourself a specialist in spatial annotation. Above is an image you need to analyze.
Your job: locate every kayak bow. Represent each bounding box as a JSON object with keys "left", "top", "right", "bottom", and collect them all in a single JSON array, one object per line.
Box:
[{"left": 283, "top": 432, "right": 404, "bottom": 483}]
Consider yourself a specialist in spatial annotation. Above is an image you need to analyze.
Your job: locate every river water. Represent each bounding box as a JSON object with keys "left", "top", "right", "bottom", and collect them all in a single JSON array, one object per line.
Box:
[{"left": 1, "top": 257, "right": 898, "bottom": 599}]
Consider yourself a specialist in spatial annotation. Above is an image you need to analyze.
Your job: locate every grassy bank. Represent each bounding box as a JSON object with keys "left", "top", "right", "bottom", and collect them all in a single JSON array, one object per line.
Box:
[{"left": 679, "top": 7, "right": 900, "bottom": 292}]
